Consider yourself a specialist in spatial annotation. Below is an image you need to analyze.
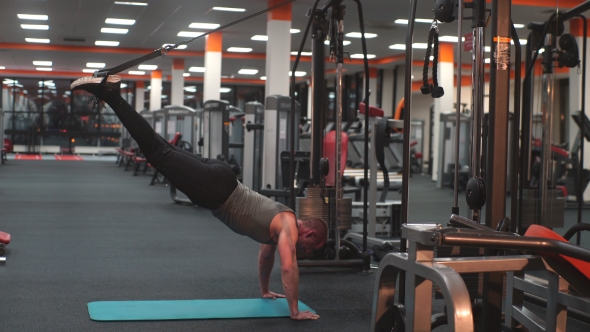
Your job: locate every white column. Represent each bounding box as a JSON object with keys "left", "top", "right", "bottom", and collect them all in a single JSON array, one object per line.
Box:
[
  {"left": 265, "top": 0, "right": 291, "bottom": 97},
  {"left": 381, "top": 68, "right": 395, "bottom": 117},
  {"left": 368, "top": 67, "right": 378, "bottom": 108},
  {"left": 204, "top": 32, "right": 222, "bottom": 102},
  {"left": 569, "top": 19, "right": 590, "bottom": 200},
  {"left": 149, "top": 70, "right": 162, "bottom": 111},
  {"left": 135, "top": 81, "right": 145, "bottom": 111},
  {"left": 171, "top": 58, "right": 185, "bottom": 106},
  {"left": 432, "top": 42, "right": 455, "bottom": 182}
]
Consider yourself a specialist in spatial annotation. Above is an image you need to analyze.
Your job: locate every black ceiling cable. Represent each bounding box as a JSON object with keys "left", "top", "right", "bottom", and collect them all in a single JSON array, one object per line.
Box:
[{"left": 92, "top": 0, "right": 298, "bottom": 78}]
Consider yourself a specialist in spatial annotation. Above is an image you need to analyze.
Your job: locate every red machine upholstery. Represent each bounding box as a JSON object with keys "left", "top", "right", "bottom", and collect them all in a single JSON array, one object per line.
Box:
[
  {"left": 359, "top": 102, "right": 384, "bottom": 118},
  {"left": 323, "top": 131, "right": 349, "bottom": 186},
  {"left": 0, "top": 231, "right": 11, "bottom": 244},
  {"left": 170, "top": 132, "right": 182, "bottom": 146},
  {"left": 524, "top": 224, "right": 590, "bottom": 280}
]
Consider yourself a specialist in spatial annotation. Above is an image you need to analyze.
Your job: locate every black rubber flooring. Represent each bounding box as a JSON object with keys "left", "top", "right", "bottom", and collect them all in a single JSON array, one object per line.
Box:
[{"left": 0, "top": 160, "right": 588, "bottom": 331}]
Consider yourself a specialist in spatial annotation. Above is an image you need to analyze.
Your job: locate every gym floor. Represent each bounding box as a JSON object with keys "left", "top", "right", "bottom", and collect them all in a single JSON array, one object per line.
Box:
[{"left": 0, "top": 158, "right": 588, "bottom": 331}]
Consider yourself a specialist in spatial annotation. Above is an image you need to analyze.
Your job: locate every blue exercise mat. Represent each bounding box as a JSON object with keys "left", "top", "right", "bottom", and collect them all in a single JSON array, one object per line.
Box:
[{"left": 87, "top": 298, "right": 315, "bottom": 321}]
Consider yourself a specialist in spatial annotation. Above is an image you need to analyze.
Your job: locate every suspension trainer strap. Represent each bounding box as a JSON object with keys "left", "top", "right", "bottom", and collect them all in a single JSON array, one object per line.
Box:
[{"left": 432, "top": 30, "right": 440, "bottom": 88}]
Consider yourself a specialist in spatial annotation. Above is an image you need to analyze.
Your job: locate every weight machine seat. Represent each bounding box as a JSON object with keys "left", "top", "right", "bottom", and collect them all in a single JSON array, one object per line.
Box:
[
  {"left": 359, "top": 102, "right": 384, "bottom": 118},
  {"left": 524, "top": 224, "right": 590, "bottom": 280},
  {"left": 0, "top": 231, "right": 11, "bottom": 245}
]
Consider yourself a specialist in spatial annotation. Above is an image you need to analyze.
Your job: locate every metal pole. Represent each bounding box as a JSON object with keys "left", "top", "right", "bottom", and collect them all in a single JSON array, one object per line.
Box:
[
  {"left": 310, "top": 11, "right": 326, "bottom": 187},
  {"left": 334, "top": 4, "right": 345, "bottom": 261},
  {"left": 540, "top": 33, "right": 555, "bottom": 226},
  {"left": 453, "top": 0, "right": 464, "bottom": 215}
]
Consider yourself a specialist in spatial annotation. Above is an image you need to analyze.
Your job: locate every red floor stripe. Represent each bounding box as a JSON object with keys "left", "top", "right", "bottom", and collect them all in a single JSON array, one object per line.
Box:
[
  {"left": 14, "top": 154, "right": 42, "bottom": 160},
  {"left": 54, "top": 155, "right": 83, "bottom": 161}
]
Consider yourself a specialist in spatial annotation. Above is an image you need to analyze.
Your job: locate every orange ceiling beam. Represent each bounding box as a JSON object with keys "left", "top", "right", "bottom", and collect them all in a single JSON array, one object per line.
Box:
[{"left": 487, "top": 0, "right": 584, "bottom": 7}]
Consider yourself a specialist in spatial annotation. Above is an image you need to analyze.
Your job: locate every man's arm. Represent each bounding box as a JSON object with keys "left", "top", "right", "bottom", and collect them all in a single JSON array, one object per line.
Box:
[
  {"left": 276, "top": 221, "right": 319, "bottom": 320},
  {"left": 258, "top": 244, "right": 285, "bottom": 299}
]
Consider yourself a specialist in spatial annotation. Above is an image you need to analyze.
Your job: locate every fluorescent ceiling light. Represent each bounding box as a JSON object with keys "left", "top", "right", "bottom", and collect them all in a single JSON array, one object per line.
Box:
[
  {"left": 220, "top": 87, "right": 232, "bottom": 93},
  {"left": 183, "top": 73, "right": 190, "bottom": 77},
  {"left": 189, "top": 23, "right": 220, "bottom": 29},
  {"left": 291, "top": 51, "right": 313, "bottom": 56},
  {"left": 538, "top": 48, "right": 545, "bottom": 54},
  {"left": 345, "top": 32, "right": 377, "bottom": 38},
  {"left": 290, "top": 29, "right": 300, "bottom": 33},
  {"left": 324, "top": 40, "right": 351, "bottom": 45},
  {"left": 438, "top": 36, "right": 465, "bottom": 42},
  {"left": 350, "top": 54, "right": 376, "bottom": 59},
  {"left": 189, "top": 66, "right": 206, "bottom": 73},
  {"left": 412, "top": 43, "right": 428, "bottom": 49},
  {"left": 83, "top": 69, "right": 96, "bottom": 73},
  {"left": 227, "top": 47, "right": 252, "bottom": 53},
  {"left": 36, "top": 67, "right": 52, "bottom": 71},
  {"left": 178, "top": 31, "right": 204, "bottom": 38},
  {"left": 485, "top": 46, "right": 491, "bottom": 52},
  {"left": 251, "top": 35, "right": 268, "bottom": 41},
  {"left": 105, "top": 18, "right": 135, "bottom": 25},
  {"left": 389, "top": 44, "right": 406, "bottom": 50},
  {"left": 485, "top": 58, "right": 491, "bottom": 64},
  {"left": 33, "top": 61, "right": 52, "bottom": 66},
  {"left": 86, "top": 62, "right": 105, "bottom": 68},
  {"left": 129, "top": 71, "right": 145, "bottom": 75},
  {"left": 25, "top": 38, "right": 50, "bottom": 43},
  {"left": 21, "top": 24, "right": 49, "bottom": 30},
  {"left": 260, "top": 76, "right": 267, "bottom": 80},
  {"left": 289, "top": 71, "right": 307, "bottom": 77},
  {"left": 95, "top": 40, "right": 120, "bottom": 46},
  {"left": 184, "top": 86, "right": 197, "bottom": 92},
  {"left": 213, "top": 7, "right": 245, "bottom": 12},
  {"left": 120, "top": 83, "right": 128, "bottom": 88},
  {"left": 101, "top": 27, "right": 128, "bottom": 34},
  {"left": 163, "top": 43, "right": 187, "bottom": 49},
  {"left": 138, "top": 64, "right": 158, "bottom": 70},
  {"left": 238, "top": 69, "right": 258, "bottom": 75},
  {"left": 511, "top": 39, "right": 528, "bottom": 45},
  {"left": 17, "top": 14, "right": 48, "bottom": 20},
  {"left": 394, "top": 18, "right": 433, "bottom": 24},
  {"left": 114, "top": 1, "right": 148, "bottom": 6},
  {"left": 514, "top": 24, "right": 525, "bottom": 28},
  {"left": 0, "top": 66, "right": 5, "bottom": 70},
  {"left": 3, "top": 79, "right": 17, "bottom": 84}
]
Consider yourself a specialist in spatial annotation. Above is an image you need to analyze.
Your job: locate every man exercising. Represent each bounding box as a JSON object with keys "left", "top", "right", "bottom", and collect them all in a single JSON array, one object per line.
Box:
[{"left": 71, "top": 75, "right": 325, "bottom": 321}]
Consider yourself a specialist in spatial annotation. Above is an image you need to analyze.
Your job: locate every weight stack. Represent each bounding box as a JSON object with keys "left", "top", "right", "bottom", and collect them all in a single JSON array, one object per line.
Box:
[{"left": 296, "top": 186, "right": 352, "bottom": 231}]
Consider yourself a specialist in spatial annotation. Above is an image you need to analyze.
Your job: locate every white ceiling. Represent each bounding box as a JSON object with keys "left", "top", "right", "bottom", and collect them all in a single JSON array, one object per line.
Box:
[{"left": 0, "top": 0, "right": 579, "bottom": 81}]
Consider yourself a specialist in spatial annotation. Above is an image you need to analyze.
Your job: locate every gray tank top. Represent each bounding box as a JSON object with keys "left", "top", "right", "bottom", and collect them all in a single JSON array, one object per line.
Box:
[{"left": 211, "top": 181, "right": 295, "bottom": 244}]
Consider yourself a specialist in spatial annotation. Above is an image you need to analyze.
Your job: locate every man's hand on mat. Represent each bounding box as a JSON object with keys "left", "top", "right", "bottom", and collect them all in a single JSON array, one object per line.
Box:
[
  {"left": 290, "top": 310, "right": 320, "bottom": 320},
  {"left": 262, "top": 291, "right": 286, "bottom": 300}
]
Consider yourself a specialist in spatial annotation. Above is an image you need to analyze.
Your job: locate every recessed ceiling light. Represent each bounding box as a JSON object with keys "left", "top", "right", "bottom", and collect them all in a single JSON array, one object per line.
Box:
[
  {"left": 220, "top": 87, "right": 232, "bottom": 93},
  {"left": 36, "top": 67, "right": 52, "bottom": 71},
  {"left": 238, "top": 69, "right": 258, "bottom": 75},
  {"left": 412, "top": 43, "right": 428, "bottom": 49},
  {"left": 105, "top": 18, "right": 135, "bottom": 25},
  {"left": 184, "top": 86, "right": 197, "bottom": 92},
  {"left": 95, "top": 40, "right": 120, "bottom": 46},
  {"left": 101, "top": 27, "right": 129, "bottom": 34},
  {"left": 290, "top": 29, "right": 300, "bottom": 33},
  {"left": 114, "top": 1, "right": 148, "bottom": 6},
  {"left": 213, "top": 7, "right": 245, "bottom": 12},
  {"left": 485, "top": 58, "right": 491, "bottom": 64},
  {"left": 324, "top": 40, "right": 351, "bottom": 45},
  {"left": 129, "top": 71, "right": 145, "bottom": 75},
  {"left": 163, "top": 44, "right": 187, "bottom": 49},
  {"left": 189, "top": 23, "right": 220, "bottom": 29},
  {"left": 289, "top": 71, "right": 307, "bottom": 77},
  {"left": 511, "top": 39, "right": 528, "bottom": 45},
  {"left": 0, "top": 66, "right": 5, "bottom": 70},
  {"left": 33, "top": 61, "right": 52, "bottom": 66},
  {"left": 17, "top": 14, "right": 48, "bottom": 20},
  {"left": 138, "top": 65, "right": 158, "bottom": 70},
  {"left": 178, "top": 31, "right": 204, "bottom": 38},
  {"left": 350, "top": 54, "right": 376, "bottom": 59},
  {"left": 82, "top": 69, "right": 96, "bottom": 73},
  {"left": 514, "top": 24, "right": 525, "bottom": 28},
  {"left": 438, "top": 36, "right": 465, "bottom": 42},
  {"left": 394, "top": 18, "right": 433, "bottom": 24},
  {"left": 291, "top": 51, "right": 313, "bottom": 56},
  {"left": 227, "top": 47, "right": 252, "bottom": 53},
  {"left": 485, "top": 46, "right": 490, "bottom": 52},
  {"left": 21, "top": 24, "right": 49, "bottom": 30},
  {"left": 251, "top": 35, "right": 268, "bottom": 41},
  {"left": 25, "top": 38, "right": 50, "bottom": 43},
  {"left": 345, "top": 32, "right": 377, "bottom": 38},
  {"left": 189, "top": 66, "right": 206, "bottom": 73},
  {"left": 86, "top": 62, "right": 106, "bottom": 68},
  {"left": 260, "top": 76, "right": 267, "bottom": 80},
  {"left": 183, "top": 73, "right": 190, "bottom": 77},
  {"left": 389, "top": 44, "right": 406, "bottom": 50}
]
